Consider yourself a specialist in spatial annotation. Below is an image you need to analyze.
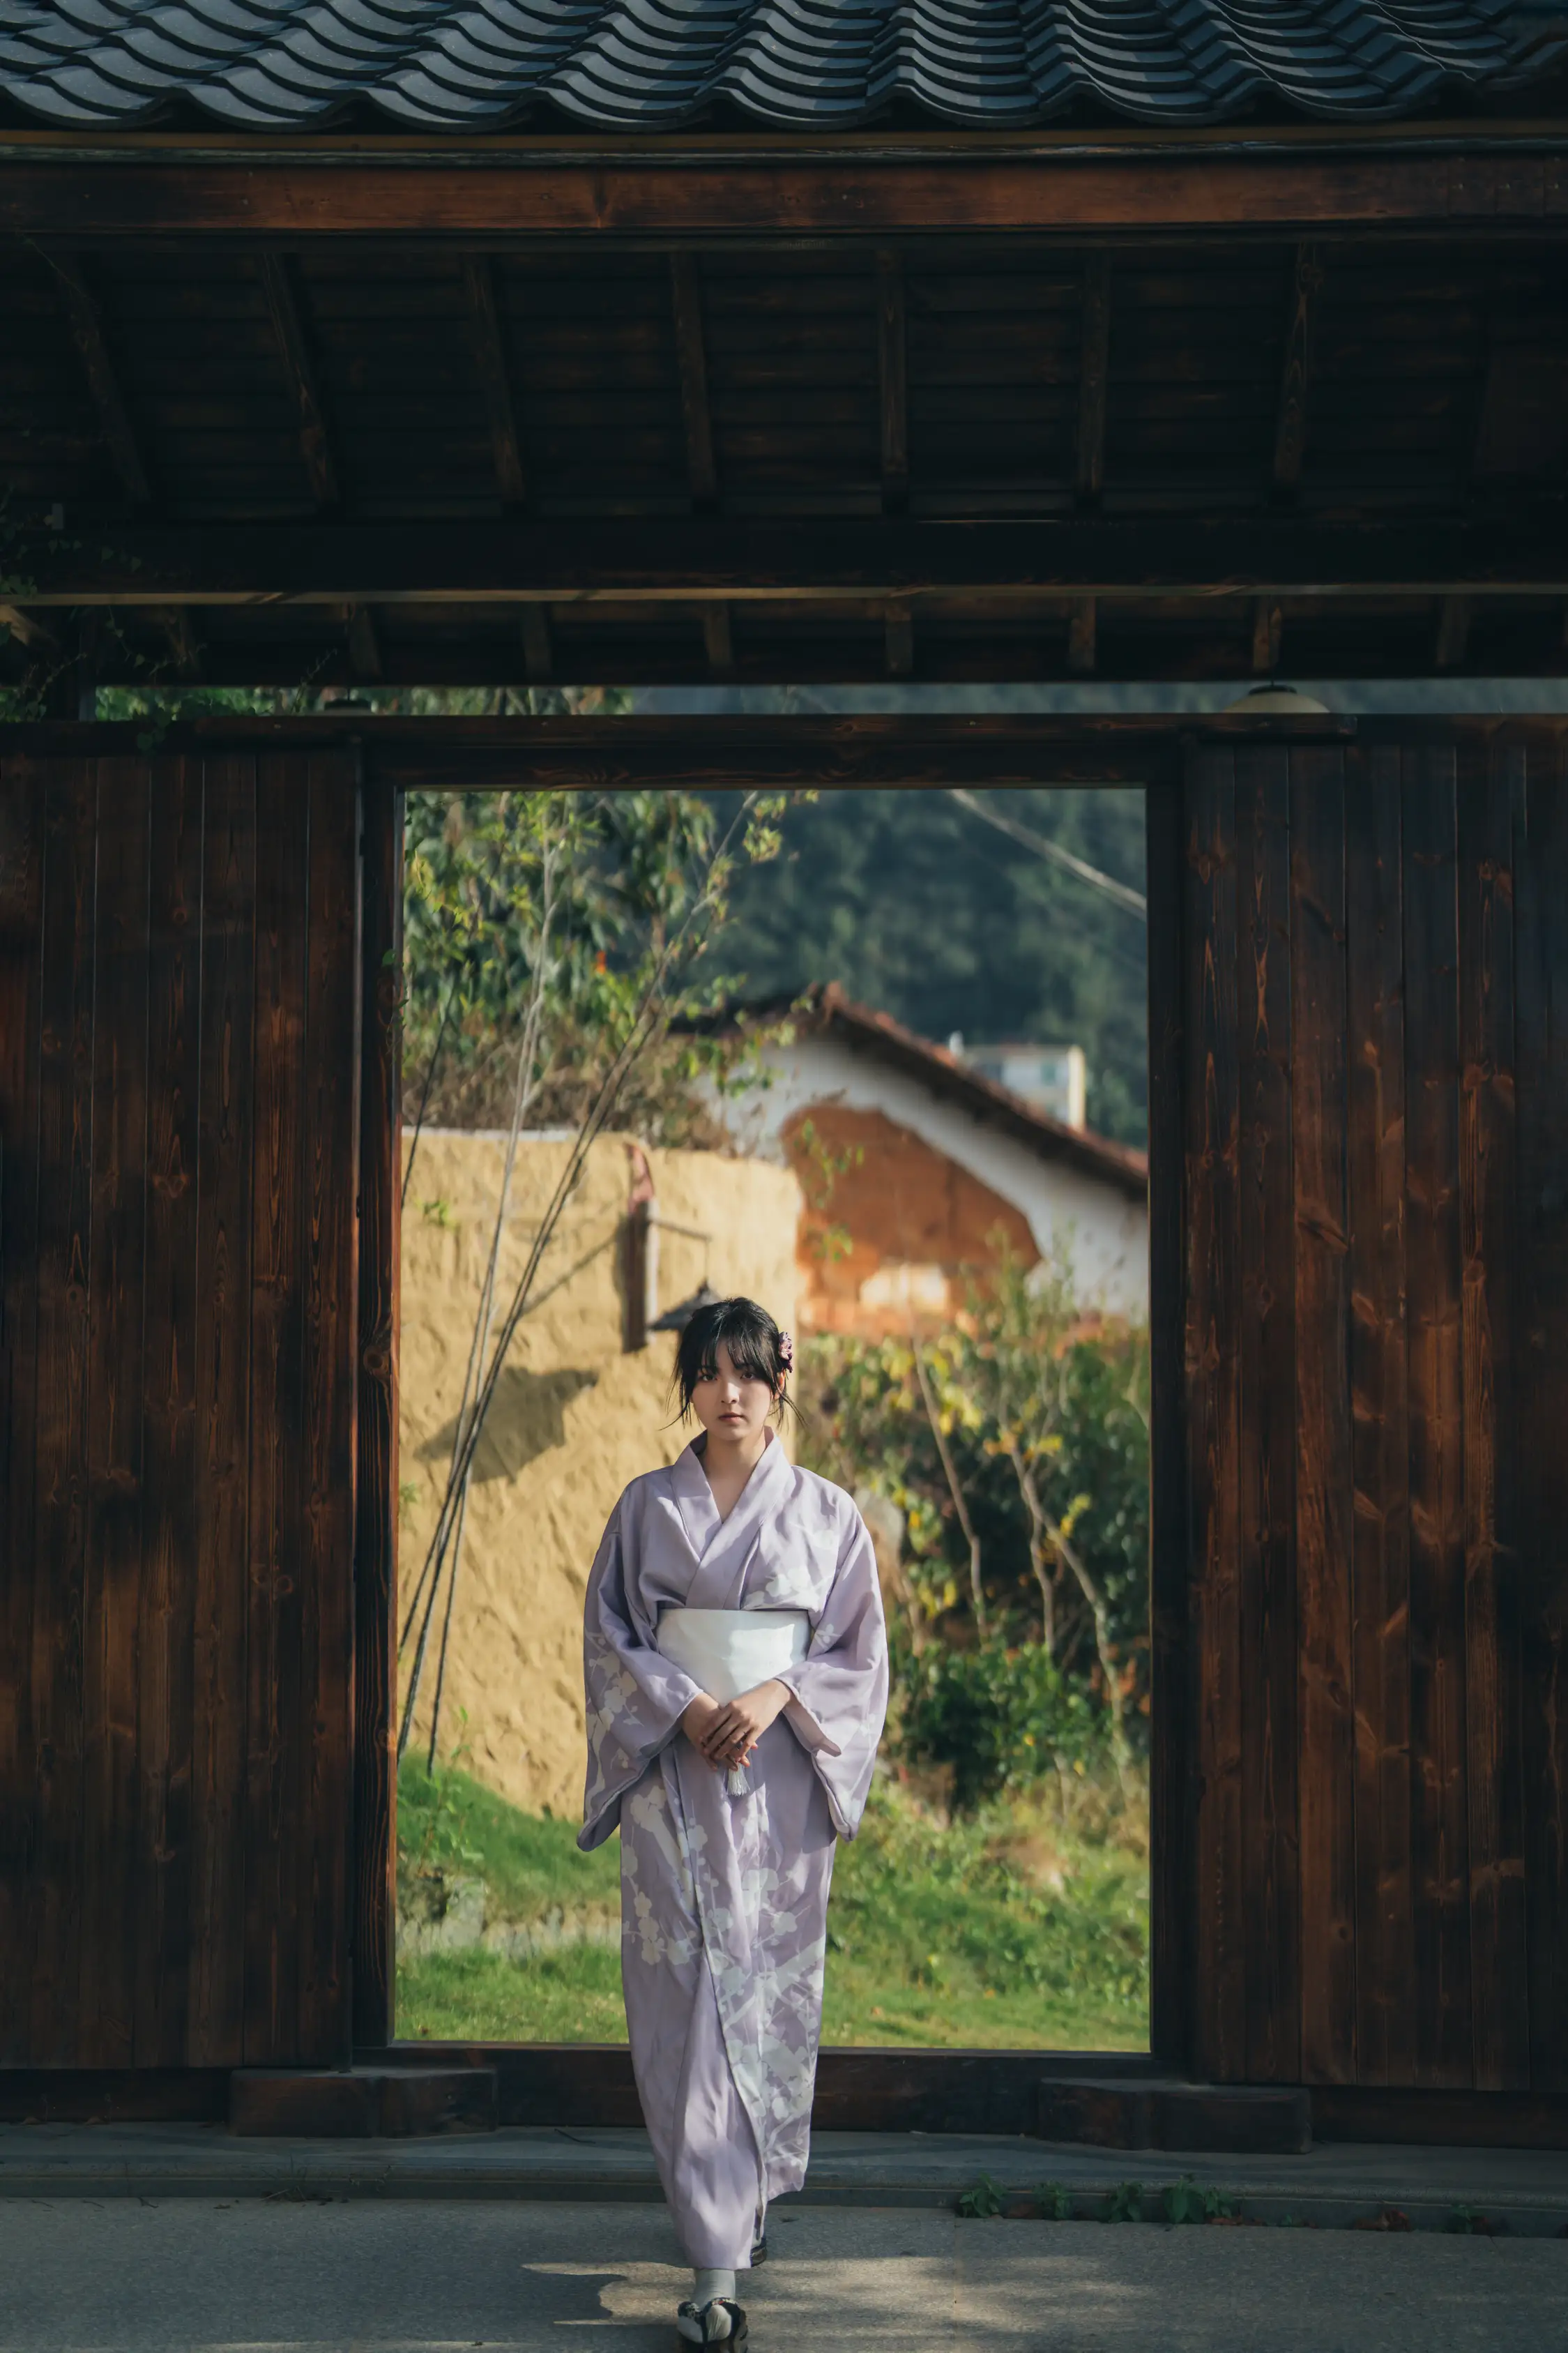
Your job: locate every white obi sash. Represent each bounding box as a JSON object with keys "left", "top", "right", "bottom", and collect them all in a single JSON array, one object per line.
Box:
[{"left": 657, "top": 1606, "right": 811, "bottom": 1794}]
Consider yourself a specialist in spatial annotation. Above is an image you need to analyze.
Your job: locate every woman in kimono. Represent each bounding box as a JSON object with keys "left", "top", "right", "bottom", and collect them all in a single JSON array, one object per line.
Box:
[{"left": 580, "top": 1295, "right": 888, "bottom": 2350}]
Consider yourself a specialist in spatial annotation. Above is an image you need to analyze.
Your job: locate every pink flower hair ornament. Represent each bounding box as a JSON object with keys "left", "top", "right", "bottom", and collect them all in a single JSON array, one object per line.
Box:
[{"left": 777, "top": 1329, "right": 795, "bottom": 1379}]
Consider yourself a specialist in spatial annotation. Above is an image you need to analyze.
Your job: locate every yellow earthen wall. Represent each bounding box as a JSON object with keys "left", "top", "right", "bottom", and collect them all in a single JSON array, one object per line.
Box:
[{"left": 398, "top": 1131, "right": 801, "bottom": 1815}]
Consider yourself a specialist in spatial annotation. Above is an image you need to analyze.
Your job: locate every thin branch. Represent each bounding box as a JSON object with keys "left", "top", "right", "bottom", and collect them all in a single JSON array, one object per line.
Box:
[
  {"left": 911, "top": 1338, "right": 985, "bottom": 1634},
  {"left": 402, "top": 960, "right": 462, "bottom": 1209}
]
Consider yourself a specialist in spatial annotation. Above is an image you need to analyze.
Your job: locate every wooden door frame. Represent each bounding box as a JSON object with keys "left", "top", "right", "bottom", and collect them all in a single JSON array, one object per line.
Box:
[{"left": 330, "top": 714, "right": 1236, "bottom": 2071}]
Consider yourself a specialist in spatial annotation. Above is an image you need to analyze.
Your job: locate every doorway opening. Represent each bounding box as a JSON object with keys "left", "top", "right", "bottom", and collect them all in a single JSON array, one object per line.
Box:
[{"left": 391, "top": 780, "right": 1152, "bottom": 2055}]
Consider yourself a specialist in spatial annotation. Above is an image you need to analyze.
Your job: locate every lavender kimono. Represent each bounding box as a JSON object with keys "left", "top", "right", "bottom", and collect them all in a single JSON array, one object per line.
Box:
[{"left": 579, "top": 1435, "right": 888, "bottom": 2269}]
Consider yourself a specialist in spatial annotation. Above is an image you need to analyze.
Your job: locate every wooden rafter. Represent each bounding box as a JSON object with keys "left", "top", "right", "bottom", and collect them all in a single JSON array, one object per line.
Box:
[
  {"left": 346, "top": 603, "right": 383, "bottom": 681},
  {"left": 877, "top": 249, "right": 908, "bottom": 516},
  {"left": 0, "top": 603, "right": 62, "bottom": 653},
  {"left": 1068, "top": 596, "right": 1097, "bottom": 674},
  {"left": 18, "top": 513, "right": 1568, "bottom": 605},
  {"left": 260, "top": 250, "right": 340, "bottom": 508},
  {"left": 45, "top": 251, "right": 153, "bottom": 506},
  {"left": 462, "top": 255, "right": 526, "bottom": 508},
  {"left": 884, "top": 601, "right": 913, "bottom": 678},
  {"left": 670, "top": 252, "right": 718, "bottom": 510},
  {"left": 1434, "top": 593, "right": 1473, "bottom": 669},
  {"left": 1252, "top": 596, "right": 1284, "bottom": 674},
  {"left": 1074, "top": 256, "right": 1111, "bottom": 504},
  {"left": 519, "top": 603, "right": 554, "bottom": 683},
  {"left": 1272, "top": 241, "right": 1321, "bottom": 497},
  {"left": 703, "top": 603, "right": 736, "bottom": 676}
]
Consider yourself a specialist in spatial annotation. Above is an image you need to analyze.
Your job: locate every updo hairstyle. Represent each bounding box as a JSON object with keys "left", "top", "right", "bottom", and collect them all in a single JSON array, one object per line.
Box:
[{"left": 671, "top": 1296, "right": 793, "bottom": 1421}]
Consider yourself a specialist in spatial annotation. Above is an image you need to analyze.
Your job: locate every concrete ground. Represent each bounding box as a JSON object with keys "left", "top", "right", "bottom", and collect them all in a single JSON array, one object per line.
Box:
[{"left": 5, "top": 2195, "right": 1568, "bottom": 2352}]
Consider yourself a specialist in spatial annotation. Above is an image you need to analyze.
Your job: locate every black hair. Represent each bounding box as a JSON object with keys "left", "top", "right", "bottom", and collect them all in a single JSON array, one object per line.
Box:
[{"left": 671, "top": 1295, "right": 791, "bottom": 1421}]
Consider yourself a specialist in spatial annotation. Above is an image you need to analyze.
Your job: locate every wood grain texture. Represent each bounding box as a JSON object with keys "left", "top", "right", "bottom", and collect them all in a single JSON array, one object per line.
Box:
[
  {"left": 1145, "top": 778, "right": 1188, "bottom": 2071},
  {"left": 1074, "top": 256, "right": 1110, "bottom": 501},
  {"left": 134, "top": 758, "right": 203, "bottom": 2065},
  {"left": 1272, "top": 243, "right": 1320, "bottom": 495},
  {"left": 353, "top": 777, "right": 402, "bottom": 2052},
  {"left": 244, "top": 761, "right": 310, "bottom": 2064},
  {"left": 1184, "top": 747, "right": 1244, "bottom": 2082},
  {"left": 0, "top": 770, "right": 45, "bottom": 2064},
  {"left": 189, "top": 757, "right": 255, "bottom": 2066},
  {"left": 670, "top": 253, "right": 718, "bottom": 510},
  {"left": 1403, "top": 747, "right": 1473, "bottom": 2088},
  {"left": 1234, "top": 748, "right": 1300, "bottom": 2083},
  {"left": 876, "top": 250, "right": 908, "bottom": 514},
  {"left": 79, "top": 758, "right": 151, "bottom": 2068},
  {"left": 29, "top": 764, "right": 97, "bottom": 2063},
  {"left": 1345, "top": 750, "right": 1413, "bottom": 2087},
  {"left": 462, "top": 255, "right": 526, "bottom": 508},
  {"left": 1458, "top": 739, "right": 1528, "bottom": 2093},
  {"left": 297, "top": 758, "right": 359, "bottom": 2065},
  {"left": 1290, "top": 750, "right": 1355, "bottom": 2085},
  {"left": 1516, "top": 744, "right": 1568, "bottom": 2091}
]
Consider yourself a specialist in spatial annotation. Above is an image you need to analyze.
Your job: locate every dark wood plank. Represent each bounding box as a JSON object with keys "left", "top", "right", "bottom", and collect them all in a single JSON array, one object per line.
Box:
[
  {"left": 133, "top": 757, "right": 204, "bottom": 2066},
  {"left": 1345, "top": 749, "right": 1413, "bottom": 2087},
  {"left": 45, "top": 254, "right": 153, "bottom": 504},
  {"left": 1515, "top": 741, "right": 1568, "bottom": 2091},
  {"left": 189, "top": 755, "right": 255, "bottom": 2068},
  {"left": 28, "top": 762, "right": 97, "bottom": 2062},
  {"left": 244, "top": 757, "right": 310, "bottom": 2064},
  {"left": 669, "top": 253, "right": 718, "bottom": 511},
  {"left": 1233, "top": 747, "right": 1300, "bottom": 2084},
  {"left": 1458, "top": 736, "right": 1528, "bottom": 2091},
  {"left": 462, "top": 255, "right": 526, "bottom": 507},
  {"left": 1146, "top": 778, "right": 1189, "bottom": 2072},
  {"left": 296, "top": 757, "right": 359, "bottom": 2065},
  {"left": 353, "top": 777, "right": 402, "bottom": 2052},
  {"left": 1272, "top": 242, "right": 1320, "bottom": 495},
  {"left": 1289, "top": 748, "right": 1356, "bottom": 2085},
  {"left": 1183, "top": 746, "right": 1244, "bottom": 2082},
  {"left": 0, "top": 769, "right": 45, "bottom": 2064},
  {"left": 876, "top": 250, "right": 908, "bottom": 515},
  {"left": 78, "top": 757, "right": 150, "bottom": 2067},
  {"left": 1074, "top": 257, "right": 1111, "bottom": 501},
  {"left": 1403, "top": 746, "right": 1473, "bottom": 2089},
  {"left": 259, "top": 252, "right": 340, "bottom": 508}
]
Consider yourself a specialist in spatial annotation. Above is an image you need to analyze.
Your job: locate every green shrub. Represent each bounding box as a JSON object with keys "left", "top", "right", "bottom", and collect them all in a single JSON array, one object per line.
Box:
[{"left": 895, "top": 1635, "right": 1106, "bottom": 1812}]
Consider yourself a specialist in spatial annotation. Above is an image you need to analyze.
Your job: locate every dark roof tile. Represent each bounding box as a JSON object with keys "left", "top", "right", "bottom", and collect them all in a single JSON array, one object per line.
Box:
[{"left": 0, "top": 0, "right": 1562, "bottom": 128}]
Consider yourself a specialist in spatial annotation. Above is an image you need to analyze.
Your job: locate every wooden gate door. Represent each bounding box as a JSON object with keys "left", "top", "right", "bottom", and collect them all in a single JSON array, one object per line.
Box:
[
  {"left": 1173, "top": 732, "right": 1568, "bottom": 2096},
  {"left": 0, "top": 750, "right": 366, "bottom": 2070}
]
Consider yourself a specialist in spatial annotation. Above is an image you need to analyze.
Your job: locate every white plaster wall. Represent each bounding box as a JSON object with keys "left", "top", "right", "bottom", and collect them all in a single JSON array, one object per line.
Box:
[{"left": 710, "top": 1036, "right": 1150, "bottom": 1318}]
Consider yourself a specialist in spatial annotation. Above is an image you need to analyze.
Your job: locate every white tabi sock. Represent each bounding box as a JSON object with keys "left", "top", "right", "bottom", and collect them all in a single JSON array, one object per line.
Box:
[{"left": 693, "top": 2269, "right": 736, "bottom": 2308}]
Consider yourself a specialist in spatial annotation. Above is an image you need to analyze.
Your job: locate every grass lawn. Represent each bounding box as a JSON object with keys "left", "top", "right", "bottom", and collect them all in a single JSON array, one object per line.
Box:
[{"left": 397, "top": 1764, "right": 1148, "bottom": 2051}]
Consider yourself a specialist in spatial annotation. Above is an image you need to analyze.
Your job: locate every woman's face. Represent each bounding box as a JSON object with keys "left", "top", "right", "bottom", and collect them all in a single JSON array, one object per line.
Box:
[{"left": 690, "top": 1339, "right": 775, "bottom": 1448}]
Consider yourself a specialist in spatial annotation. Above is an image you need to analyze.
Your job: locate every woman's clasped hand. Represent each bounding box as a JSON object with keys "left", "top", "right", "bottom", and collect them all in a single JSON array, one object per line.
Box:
[{"left": 681, "top": 1678, "right": 792, "bottom": 1772}]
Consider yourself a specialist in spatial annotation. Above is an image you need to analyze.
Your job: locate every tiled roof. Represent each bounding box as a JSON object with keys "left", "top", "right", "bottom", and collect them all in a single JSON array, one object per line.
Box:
[{"left": 0, "top": 1, "right": 1563, "bottom": 131}]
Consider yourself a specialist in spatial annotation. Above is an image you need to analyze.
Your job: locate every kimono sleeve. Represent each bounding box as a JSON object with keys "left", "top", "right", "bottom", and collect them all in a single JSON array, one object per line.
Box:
[
  {"left": 772, "top": 1502, "right": 889, "bottom": 1840},
  {"left": 578, "top": 1506, "right": 704, "bottom": 1852}
]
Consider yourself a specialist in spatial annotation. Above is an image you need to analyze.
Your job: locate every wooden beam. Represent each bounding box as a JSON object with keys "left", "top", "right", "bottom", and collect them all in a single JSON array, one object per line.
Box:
[
  {"left": 519, "top": 603, "right": 554, "bottom": 683},
  {"left": 884, "top": 601, "right": 914, "bottom": 678},
  {"left": 0, "top": 603, "right": 61, "bottom": 653},
  {"left": 1251, "top": 596, "right": 1283, "bottom": 674},
  {"left": 346, "top": 603, "right": 383, "bottom": 682},
  {"left": 877, "top": 249, "right": 908, "bottom": 516},
  {"left": 1068, "top": 595, "right": 1097, "bottom": 674},
  {"left": 703, "top": 603, "right": 735, "bottom": 676},
  {"left": 15, "top": 513, "right": 1568, "bottom": 605},
  {"left": 1434, "top": 593, "right": 1473, "bottom": 669},
  {"left": 45, "top": 252, "right": 152, "bottom": 506},
  {"left": 1272, "top": 242, "right": 1321, "bottom": 497},
  {"left": 5, "top": 148, "right": 1562, "bottom": 240},
  {"left": 669, "top": 252, "right": 718, "bottom": 511},
  {"left": 462, "top": 255, "right": 526, "bottom": 508},
  {"left": 259, "top": 250, "right": 340, "bottom": 508},
  {"left": 1074, "top": 256, "right": 1111, "bottom": 504}
]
